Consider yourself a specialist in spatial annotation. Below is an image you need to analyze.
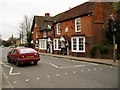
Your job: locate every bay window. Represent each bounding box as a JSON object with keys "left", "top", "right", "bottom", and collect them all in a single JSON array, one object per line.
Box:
[{"left": 71, "top": 37, "right": 85, "bottom": 52}]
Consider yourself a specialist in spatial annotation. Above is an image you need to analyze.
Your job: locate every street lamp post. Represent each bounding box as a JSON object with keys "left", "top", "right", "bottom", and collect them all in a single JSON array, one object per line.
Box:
[
  {"left": 109, "top": 14, "right": 116, "bottom": 62},
  {"left": 113, "top": 30, "right": 116, "bottom": 62}
]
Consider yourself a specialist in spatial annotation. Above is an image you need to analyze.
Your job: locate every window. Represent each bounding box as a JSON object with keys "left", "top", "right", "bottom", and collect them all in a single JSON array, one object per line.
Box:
[
  {"left": 39, "top": 39, "right": 47, "bottom": 49},
  {"left": 53, "top": 39, "right": 61, "bottom": 50},
  {"left": 56, "top": 23, "right": 60, "bottom": 35},
  {"left": 75, "top": 18, "right": 81, "bottom": 32},
  {"left": 73, "top": 38, "right": 77, "bottom": 50},
  {"left": 13, "top": 49, "right": 18, "bottom": 54},
  {"left": 43, "top": 31, "right": 46, "bottom": 37},
  {"left": 20, "top": 49, "right": 37, "bottom": 54},
  {"left": 36, "top": 32, "right": 38, "bottom": 38},
  {"left": 71, "top": 37, "right": 85, "bottom": 52}
]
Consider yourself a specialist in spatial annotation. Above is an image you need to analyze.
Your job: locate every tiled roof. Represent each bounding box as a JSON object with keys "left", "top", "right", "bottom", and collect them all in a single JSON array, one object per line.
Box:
[
  {"left": 31, "top": 2, "right": 96, "bottom": 31},
  {"left": 31, "top": 16, "right": 54, "bottom": 31},
  {"left": 35, "top": 16, "right": 53, "bottom": 30},
  {"left": 54, "top": 2, "right": 96, "bottom": 22}
]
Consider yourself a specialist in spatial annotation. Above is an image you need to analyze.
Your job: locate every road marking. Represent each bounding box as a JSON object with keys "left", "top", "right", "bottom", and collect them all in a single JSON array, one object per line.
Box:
[
  {"left": 71, "top": 60, "right": 80, "bottom": 62},
  {"left": 109, "top": 66, "right": 113, "bottom": 68},
  {"left": 65, "top": 73, "right": 68, "bottom": 75},
  {"left": 59, "top": 65, "right": 85, "bottom": 69},
  {"left": 80, "top": 62, "right": 88, "bottom": 64},
  {"left": 56, "top": 74, "right": 59, "bottom": 76},
  {"left": 49, "top": 63, "right": 59, "bottom": 68},
  {"left": 13, "top": 81, "right": 17, "bottom": 84},
  {"left": 2, "top": 70, "right": 14, "bottom": 88},
  {"left": 25, "top": 79, "right": 29, "bottom": 82},
  {"left": 37, "top": 77, "right": 39, "bottom": 79},
  {"left": 73, "top": 71, "right": 76, "bottom": 73},
  {"left": 81, "top": 70, "right": 84, "bottom": 72},
  {"left": 47, "top": 76, "right": 50, "bottom": 78},
  {"left": 0, "top": 62, "right": 21, "bottom": 75},
  {"left": 89, "top": 63, "right": 98, "bottom": 65},
  {"left": 100, "top": 68, "right": 102, "bottom": 69},
  {"left": 88, "top": 69, "right": 90, "bottom": 71},
  {"left": 44, "top": 62, "right": 86, "bottom": 69}
]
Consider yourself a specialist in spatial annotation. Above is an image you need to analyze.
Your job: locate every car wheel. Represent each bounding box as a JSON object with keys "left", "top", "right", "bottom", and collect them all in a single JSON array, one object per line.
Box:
[
  {"left": 7, "top": 57, "right": 11, "bottom": 63},
  {"left": 34, "top": 62, "right": 38, "bottom": 65},
  {"left": 16, "top": 61, "right": 21, "bottom": 67}
]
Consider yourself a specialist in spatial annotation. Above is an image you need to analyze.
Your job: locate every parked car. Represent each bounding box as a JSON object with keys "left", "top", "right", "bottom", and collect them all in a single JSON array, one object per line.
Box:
[{"left": 7, "top": 47, "right": 40, "bottom": 66}]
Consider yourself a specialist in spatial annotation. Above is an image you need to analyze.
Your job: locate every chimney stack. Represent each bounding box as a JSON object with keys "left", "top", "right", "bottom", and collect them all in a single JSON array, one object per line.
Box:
[{"left": 45, "top": 13, "right": 50, "bottom": 16}]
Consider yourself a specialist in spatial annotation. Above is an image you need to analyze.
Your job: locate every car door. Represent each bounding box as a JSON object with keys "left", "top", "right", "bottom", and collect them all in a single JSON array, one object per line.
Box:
[
  {"left": 8, "top": 49, "right": 15, "bottom": 61},
  {"left": 11, "top": 49, "right": 15, "bottom": 61},
  {"left": 13, "top": 49, "right": 19, "bottom": 61}
]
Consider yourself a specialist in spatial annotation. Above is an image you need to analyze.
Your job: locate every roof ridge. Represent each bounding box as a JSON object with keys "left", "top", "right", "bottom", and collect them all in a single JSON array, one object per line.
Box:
[{"left": 53, "top": 2, "right": 96, "bottom": 22}]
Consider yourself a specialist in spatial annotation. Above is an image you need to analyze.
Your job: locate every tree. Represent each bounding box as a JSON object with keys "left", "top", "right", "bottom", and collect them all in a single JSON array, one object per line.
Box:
[{"left": 18, "top": 15, "right": 33, "bottom": 47}]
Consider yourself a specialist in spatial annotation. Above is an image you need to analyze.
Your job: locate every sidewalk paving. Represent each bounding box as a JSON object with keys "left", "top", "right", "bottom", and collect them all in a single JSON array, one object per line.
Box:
[{"left": 39, "top": 52, "right": 120, "bottom": 67}]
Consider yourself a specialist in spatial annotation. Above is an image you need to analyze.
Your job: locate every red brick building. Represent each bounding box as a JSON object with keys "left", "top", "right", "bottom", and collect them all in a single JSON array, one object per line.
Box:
[
  {"left": 31, "top": 2, "right": 117, "bottom": 57},
  {"left": 31, "top": 13, "right": 54, "bottom": 53}
]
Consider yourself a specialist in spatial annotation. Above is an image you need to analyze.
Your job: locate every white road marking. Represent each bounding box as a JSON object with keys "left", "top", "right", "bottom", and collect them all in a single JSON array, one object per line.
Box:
[
  {"left": 65, "top": 73, "right": 68, "bottom": 75},
  {"left": 59, "top": 65, "right": 85, "bottom": 69},
  {"left": 88, "top": 69, "right": 90, "bottom": 71},
  {"left": 0, "top": 62, "right": 21, "bottom": 75},
  {"left": 47, "top": 76, "right": 50, "bottom": 78},
  {"left": 71, "top": 60, "right": 80, "bottom": 62},
  {"left": 56, "top": 74, "right": 59, "bottom": 76},
  {"left": 89, "top": 63, "right": 98, "bottom": 65},
  {"left": 109, "top": 66, "right": 113, "bottom": 68},
  {"left": 13, "top": 81, "right": 17, "bottom": 84},
  {"left": 73, "top": 71, "right": 76, "bottom": 73},
  {"left": 25, "top": 79, "right": 29, "bottom": 82},
  {"left": 81, "top": 70, "right": 84, "bottom": 72},
  {"left": 2, "top": 70, "right": 13, "bottom": 88},
  {"left": 100, "top": 68, "right": 102, "bottom": 69},
  {"left": 49, "top": 63, "right": 59, "bottom": 68},
  {"left": 36, "top": 78, "right": 39, "bottom": 80},
  {"left": 80, "top": 62, "right": 88, "bottom": 64}
]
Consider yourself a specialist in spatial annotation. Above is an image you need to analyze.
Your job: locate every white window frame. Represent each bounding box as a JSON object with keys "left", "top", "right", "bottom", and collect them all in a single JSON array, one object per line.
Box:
[
  {"left": 39, "top": 39, "right": 47, "bottom": 50},
  {"left": 75, "top": 17, "right": 81, "bottom": 32},
  {"left": 71, "top": 36, "right": 85, "bottom": 52},
  {"left": 53, "top": 38, "right": 61, "bottom": 50},
  {"left": 56, "top": 23, "right": 60, "bottom": 35}
]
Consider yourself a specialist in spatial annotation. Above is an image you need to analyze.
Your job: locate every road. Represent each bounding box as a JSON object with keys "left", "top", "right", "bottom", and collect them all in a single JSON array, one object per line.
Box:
[{"left": 1, "top": 47, "right": 118, "bottom": 88}]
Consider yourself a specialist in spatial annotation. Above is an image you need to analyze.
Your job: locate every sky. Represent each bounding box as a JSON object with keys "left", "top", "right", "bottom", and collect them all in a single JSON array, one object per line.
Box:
[{"left": 0, "top": 0, "right": 90, "bottom": 40}]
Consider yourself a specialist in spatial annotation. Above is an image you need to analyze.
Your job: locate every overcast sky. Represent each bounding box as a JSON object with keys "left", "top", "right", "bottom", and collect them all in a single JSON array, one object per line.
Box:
[{"left": 0, "top": 0, "right": 90, "bottom": 40}]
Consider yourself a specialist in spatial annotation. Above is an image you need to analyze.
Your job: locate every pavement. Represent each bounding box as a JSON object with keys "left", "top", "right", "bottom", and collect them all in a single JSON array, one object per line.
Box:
[{"left": 39, "top": 52, "right": 120, "bottom": 67}]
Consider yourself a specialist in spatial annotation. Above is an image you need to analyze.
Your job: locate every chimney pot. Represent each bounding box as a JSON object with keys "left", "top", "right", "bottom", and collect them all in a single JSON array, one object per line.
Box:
[{"left": 45, "top": 13, "right": 50, "bottom": 16}]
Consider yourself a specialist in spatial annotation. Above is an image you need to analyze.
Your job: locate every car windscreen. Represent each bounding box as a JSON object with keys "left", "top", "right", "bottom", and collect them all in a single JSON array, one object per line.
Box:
[{"left": 20, "top": 49, "right": 37, "bottom": 54}]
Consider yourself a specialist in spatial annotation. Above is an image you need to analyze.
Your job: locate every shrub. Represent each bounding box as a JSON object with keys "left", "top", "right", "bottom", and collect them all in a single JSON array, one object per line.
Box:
[{"left": 90, "top": 45, "right": 98, "bottom": 58}]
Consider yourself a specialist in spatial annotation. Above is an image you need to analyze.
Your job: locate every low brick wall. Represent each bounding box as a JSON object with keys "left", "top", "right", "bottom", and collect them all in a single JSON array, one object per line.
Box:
[{"left": 94, "top": 48, "right": 113, "bottom": 59}]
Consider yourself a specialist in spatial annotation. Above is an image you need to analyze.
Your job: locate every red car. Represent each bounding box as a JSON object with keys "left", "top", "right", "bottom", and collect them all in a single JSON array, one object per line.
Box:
[{"left": 7, "top": 47, "right": 40, "bottom": 66}]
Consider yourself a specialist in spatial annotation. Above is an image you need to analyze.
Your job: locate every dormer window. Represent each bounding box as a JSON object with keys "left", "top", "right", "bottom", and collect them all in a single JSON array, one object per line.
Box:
[
  {"left": 56, "top": 23, "right": 60, "bottom": 35},
  {"left": 75, "top": 18, "right": 81, "bottom": 32}
]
